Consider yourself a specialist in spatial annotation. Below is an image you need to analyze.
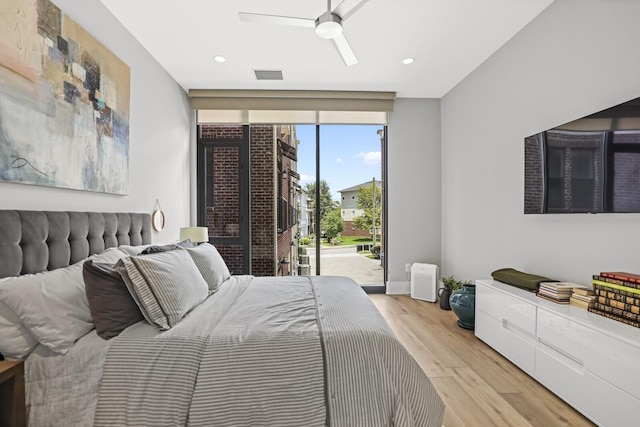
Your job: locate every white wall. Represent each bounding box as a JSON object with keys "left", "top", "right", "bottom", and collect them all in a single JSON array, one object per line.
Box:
[
  {"left": 441, "top": 0, "right": 640, "bottom": 284},
  {"left": 0, "top": 0, "right": 192, "bottom": 243},
  {"left": 387, "top": 98, "right": 441, "bottom": 293}
]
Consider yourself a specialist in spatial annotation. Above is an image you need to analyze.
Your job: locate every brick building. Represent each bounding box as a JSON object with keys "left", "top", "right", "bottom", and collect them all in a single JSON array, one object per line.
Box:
[{"left": 198, "top": 124, "right": 301, "bottom": 276}]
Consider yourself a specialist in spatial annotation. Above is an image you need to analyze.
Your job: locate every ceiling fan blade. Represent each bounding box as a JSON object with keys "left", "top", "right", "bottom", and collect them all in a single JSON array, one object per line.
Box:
[
  {"left": 332, "top": 0, "right": 370, "bottom": 21},
  {"left": 238, "top": 12, "right": 315, "bottom": 28},
  {"left": 332, "top": 33, "right": 358, "bottom": 66}
]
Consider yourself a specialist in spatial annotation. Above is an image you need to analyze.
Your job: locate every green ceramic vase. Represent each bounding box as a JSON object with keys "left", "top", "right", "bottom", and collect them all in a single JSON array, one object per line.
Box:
[{"left": 449, "top": 284, "right": 476, "bottom": 330}]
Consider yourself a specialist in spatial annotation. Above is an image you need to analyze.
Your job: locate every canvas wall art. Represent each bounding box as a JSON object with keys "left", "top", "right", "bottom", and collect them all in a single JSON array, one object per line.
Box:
[{"left": 0, "top": 0, "right": 130, "bottom": 194}]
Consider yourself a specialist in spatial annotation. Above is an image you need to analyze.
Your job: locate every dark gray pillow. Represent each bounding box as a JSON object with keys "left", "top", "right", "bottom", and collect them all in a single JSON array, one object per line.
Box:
[
  {"left": 83, "top": 260, "right": 144, "bottom": 340},
  {"left": 139, "top": 239, "right": 194, "bottom": 255}
]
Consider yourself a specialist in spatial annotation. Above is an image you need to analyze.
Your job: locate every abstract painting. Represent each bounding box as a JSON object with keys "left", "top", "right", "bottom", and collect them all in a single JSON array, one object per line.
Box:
[{"left": 0, "top": 0, "right": 130, "bottom": 194}]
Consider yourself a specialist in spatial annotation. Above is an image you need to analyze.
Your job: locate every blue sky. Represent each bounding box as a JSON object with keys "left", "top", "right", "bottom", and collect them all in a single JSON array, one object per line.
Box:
[{"left": 295, "top": 124, "right": 383, "bottom": 201}]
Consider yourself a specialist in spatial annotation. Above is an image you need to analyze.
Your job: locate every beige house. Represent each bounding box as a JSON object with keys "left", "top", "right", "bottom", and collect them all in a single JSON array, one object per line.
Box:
[{"left": 339, "top": 180, "right": 382, "bottom": 237}]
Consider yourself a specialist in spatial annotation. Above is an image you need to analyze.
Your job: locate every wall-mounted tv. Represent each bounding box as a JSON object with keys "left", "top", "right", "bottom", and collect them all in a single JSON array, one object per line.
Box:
[{"left": 524, "top": 97, "right": 640, "bottom": 214}]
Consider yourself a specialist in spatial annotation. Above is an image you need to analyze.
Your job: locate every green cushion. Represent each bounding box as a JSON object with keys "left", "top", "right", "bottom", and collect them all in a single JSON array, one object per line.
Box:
[{"left": 491, "top": 268, "right": 557, "bottom": 292}]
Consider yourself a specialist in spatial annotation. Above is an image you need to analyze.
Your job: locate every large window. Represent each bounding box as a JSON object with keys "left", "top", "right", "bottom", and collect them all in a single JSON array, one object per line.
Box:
[{"left": 196, "top": 122, "right": 388, "bottom": 289}]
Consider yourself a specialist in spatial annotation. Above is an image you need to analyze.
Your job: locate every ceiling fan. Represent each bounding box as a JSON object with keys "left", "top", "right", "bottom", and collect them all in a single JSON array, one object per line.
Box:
[{"left": 239, "top": 0, "right": 370, "bottom": 67}]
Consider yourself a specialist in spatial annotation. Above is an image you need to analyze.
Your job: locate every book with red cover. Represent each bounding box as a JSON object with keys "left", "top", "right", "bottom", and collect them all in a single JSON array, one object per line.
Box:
[{"left": 600, "top": 271, "right": 640, "bottom": 284}]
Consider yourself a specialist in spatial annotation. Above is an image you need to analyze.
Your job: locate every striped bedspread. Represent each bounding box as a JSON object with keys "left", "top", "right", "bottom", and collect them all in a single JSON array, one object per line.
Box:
[{"left": 94, "top": 275, "right": 444, "bottom": 427}]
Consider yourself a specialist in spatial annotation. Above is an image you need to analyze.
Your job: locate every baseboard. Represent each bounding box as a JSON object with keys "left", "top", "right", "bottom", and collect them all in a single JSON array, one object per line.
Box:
[{"left": 386, "top": 281, "right": 411, "bottom": 295}]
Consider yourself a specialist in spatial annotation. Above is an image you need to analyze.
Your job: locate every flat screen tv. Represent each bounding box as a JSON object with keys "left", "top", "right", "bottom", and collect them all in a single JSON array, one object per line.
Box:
[{"left": 524, "top": 97, "right": 640, "bottom": 214}]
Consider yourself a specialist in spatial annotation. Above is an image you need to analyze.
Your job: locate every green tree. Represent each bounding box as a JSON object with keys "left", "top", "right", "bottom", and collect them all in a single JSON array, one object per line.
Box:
[
  {"left": 305, "top": 180, "right": 334, "bottom": 220},
  {"left": 321, "top": 208, "right": 344, "bottom": 243},
  {"left": 353, "top": 181, "right": 382, "bottom": 247}
]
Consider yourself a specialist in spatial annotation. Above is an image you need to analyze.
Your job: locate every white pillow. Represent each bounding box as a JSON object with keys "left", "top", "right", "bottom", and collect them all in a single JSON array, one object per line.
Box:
[
  {"left": 0, "top": 299, "right": 38, "bottom": 359},
  {"left": 183, "top": 243, "right": 231, "bottom": 292},
  {"left": 0, "top": 247, "right": 127, "bottom": 355},
  {"left": 116, "top": 250, "right": 209, "bottom": 330}
]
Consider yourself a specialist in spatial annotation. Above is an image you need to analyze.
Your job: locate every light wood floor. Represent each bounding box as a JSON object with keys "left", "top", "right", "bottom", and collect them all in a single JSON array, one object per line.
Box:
[{"left": 369, "top": 294, "right": 596, "bottom": 427}]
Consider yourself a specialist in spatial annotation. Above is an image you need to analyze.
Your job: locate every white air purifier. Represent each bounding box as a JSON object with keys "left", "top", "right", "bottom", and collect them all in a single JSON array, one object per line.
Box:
[{"left": 410, "top": 263, "right": 438, "bottom": 302}]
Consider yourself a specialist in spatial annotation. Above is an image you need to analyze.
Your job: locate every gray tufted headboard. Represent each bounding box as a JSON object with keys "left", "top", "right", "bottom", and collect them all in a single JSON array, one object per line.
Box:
[{"left": 0, "top": 211, "right": 151, "bottom": 278}]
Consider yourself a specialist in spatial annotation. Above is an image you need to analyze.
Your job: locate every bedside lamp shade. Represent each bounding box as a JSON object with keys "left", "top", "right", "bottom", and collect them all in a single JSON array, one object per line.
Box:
[{"left": 180, "top": 227, "right": 209, "bottom": 244}]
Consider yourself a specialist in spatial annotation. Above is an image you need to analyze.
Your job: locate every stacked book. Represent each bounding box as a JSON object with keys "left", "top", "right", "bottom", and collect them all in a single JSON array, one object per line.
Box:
[
  {"left": 537, "top": 282, "right": 578, "bottom": 304},
  {"left": 569, "top": 287, "right": 596, "bottom": 309},
  {"left": 591, "top": 271, "right": 640, "bottom": 328}
]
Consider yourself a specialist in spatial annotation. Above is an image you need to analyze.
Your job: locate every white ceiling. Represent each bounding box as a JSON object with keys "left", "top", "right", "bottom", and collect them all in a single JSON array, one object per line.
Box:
[{"left": 99, "top": 0, "right": 554, "bottom": 98}]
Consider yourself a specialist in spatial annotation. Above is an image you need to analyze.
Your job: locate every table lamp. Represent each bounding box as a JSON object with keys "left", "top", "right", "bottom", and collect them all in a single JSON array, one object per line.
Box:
[{"left": 179, "top": 227, "right": 209, "bottom": 245}]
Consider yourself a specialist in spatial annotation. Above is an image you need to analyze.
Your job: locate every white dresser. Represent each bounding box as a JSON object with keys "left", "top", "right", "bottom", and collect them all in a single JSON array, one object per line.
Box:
[{"left": 475, "top": 279, "right": 640, "bottom": 427}]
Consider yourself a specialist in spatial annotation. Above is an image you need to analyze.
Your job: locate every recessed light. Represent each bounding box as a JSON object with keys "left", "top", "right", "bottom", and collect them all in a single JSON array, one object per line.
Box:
[
  {"left": 402, "top": 57, "right": 415, "bottom": 65},
  {"left": 213, "top": 56, "right": 226, "bottom": 63}
]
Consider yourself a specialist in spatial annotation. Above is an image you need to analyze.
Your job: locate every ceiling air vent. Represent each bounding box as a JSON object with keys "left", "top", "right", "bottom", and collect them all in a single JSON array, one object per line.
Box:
[{"left": 254, "top": 70, "right": 283, "bottom": 80}]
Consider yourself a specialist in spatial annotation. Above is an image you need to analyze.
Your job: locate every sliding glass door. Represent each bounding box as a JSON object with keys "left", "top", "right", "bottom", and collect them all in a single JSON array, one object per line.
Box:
[{"left": 296, "top": 124, "right": 387, "bottom": 289}]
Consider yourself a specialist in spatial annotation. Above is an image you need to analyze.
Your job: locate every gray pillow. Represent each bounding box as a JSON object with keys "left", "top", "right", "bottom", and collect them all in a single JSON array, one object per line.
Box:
[
  {"left": 115, "top": 250, "right": 209, "bottom": 330},
  {"left": 83, "top": 261, "right": 144, "bottom": 340},
  {"left": 183, "top": 243, "right": 231, "bottom": 293}
]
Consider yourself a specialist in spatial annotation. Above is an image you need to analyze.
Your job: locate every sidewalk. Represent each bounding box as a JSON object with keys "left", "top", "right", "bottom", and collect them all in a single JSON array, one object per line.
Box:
[{"left": 305, "top": 245, "right": 383, "bottom": 285}]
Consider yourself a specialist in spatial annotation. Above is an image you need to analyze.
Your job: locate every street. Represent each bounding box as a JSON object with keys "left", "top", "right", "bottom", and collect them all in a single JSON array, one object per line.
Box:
[{"left": 305, "top": 245, "right": 383, "bottom": 285}]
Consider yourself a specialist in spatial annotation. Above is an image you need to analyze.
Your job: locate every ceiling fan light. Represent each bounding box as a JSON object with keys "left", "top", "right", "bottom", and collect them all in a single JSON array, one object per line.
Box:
[{"left": 315, "top": 12, "right": 343, "bottom": 39}]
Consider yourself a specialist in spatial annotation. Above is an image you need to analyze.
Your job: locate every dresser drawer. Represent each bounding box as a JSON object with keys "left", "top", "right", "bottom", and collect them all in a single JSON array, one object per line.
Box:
[
  {"left": 475, "top": 309, "right": 536, "bottom": 376},
  {"left": 476, "top": 281, "right": 536, "bottom": 335},
  {"left": 537, "top": 308, "right": 640, "bottom": 400},
  {"left": 536, "top": 343, "right": 640, "bottom": 427}
]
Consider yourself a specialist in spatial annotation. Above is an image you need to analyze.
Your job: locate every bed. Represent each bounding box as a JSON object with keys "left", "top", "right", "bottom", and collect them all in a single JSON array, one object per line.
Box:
[{"left": 0, "top": 210, "right": 445, "bottom": 427}]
